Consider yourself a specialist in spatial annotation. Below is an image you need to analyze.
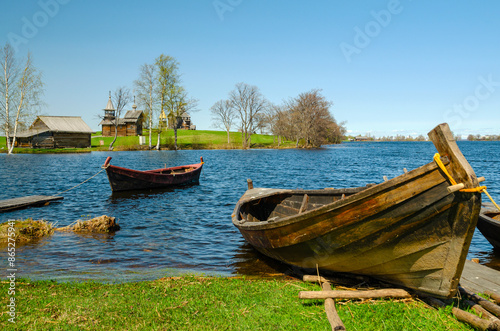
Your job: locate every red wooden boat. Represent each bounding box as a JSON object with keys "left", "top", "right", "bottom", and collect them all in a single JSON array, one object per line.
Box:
[{"left": 102, "top": 157, "right": 204, "bottom": 192}]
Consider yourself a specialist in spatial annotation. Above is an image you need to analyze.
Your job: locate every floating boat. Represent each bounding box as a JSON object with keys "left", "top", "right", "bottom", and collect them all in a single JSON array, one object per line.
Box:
[
  {"left": 232, "top": 123, "right": 482, "bottom": 299},
  {"left": 477, "top": 210, "right": 500, "bottom": 250},
  {"left": 102, "top": 157, "right": 204, "bottom": 192}
]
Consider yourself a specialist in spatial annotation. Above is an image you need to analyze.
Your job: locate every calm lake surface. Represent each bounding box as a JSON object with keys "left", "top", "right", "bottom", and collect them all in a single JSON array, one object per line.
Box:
[{"left": 1, "top": 141, "right": 499, "bottom": 281}]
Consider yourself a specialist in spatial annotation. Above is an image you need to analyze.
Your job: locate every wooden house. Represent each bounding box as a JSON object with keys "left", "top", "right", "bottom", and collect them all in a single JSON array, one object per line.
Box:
[
  {"left": 99, "top": 95, "right": 143, "bottom": 136},
  {"left": 10, "top": 116, "right": 93, "bottom": 148}
]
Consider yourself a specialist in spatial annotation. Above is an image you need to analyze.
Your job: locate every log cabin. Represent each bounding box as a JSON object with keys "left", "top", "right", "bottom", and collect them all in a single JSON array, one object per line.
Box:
[{"left": 9, "top": 116, "right": 93, "bottom": 148}]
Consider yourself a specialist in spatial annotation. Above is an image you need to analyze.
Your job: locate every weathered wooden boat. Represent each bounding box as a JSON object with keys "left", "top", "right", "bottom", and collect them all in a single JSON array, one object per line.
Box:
[
  {"left": 232, "top": 123, "right": 482, "bottom": 299},
  {"left": 477, "top": 210, "right": 500, "bottom": 250},
  {"left": 102, "top": 157, "right": 204, "bottom": 192}
]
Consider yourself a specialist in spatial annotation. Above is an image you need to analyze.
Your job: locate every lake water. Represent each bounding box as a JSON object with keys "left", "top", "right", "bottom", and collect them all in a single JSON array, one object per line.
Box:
[{"left": 1, "top": 141, "right": 499, "bottom": 282}]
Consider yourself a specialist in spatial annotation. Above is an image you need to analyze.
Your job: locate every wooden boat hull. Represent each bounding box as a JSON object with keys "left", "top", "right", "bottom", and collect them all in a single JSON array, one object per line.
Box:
[
  {"left": 103, "top": 157, "right": 203, "bottom": 192},
  {"left": 232, "top": 124, "right": 481, "bottom": 299},
  {"left": 477, "top": 211, "right": 500, "bottom": 249}
]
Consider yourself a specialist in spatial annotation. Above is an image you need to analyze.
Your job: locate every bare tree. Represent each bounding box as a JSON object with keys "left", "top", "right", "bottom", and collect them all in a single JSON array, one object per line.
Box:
[
  {"left": 229, "top": 82, "right": 267, "bottom": 149},
  {"left": 288, "top": 89, "right": 345, "bottom": 148},
  {"left": 108, "top": 87, "right": 131, "bottom": 150},
  {"left": 210, "top": 99, "right": 236, "bottom": 144},
  {"left": 0, "top": 43, "right": 44, "bottom": 154},
  {"left": 134, "top": 63, "right": 157, "bottom": 149},
  {"left": 266, "top": 103, "right": 290, "bottom": 146}
]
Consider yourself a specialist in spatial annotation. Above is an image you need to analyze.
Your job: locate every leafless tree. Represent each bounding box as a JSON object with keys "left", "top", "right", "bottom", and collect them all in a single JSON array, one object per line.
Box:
[
  {"left": 0, "top": 43, "right": 44, "bottom": 154},
  {"left": 134, "top": 63, "right": 157, "bottom": 149},
  {"left": 282, "top": 90, "right": 346, "bottom": 148},
  {"left": 266, "top": 103, "right": 290, "bottom": 146},
  {"left": 210, "top": 99, "right": 236, "bottom": 144},
  {"left": 229, "top": 82, "right": 267, "bottom": 149},
  {"left": 108, "top": 86, "right": 131, "bottom": 150}
]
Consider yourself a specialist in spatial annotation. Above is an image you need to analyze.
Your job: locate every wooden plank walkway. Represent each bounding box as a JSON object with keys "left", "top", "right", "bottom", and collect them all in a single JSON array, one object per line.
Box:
[
  {"left": 459, "top": 203, "right": 500, "bottom": 294},
  {"left": 0, "top": 195, "right": 63, "bottom": 212},
  {"left": 460, "top": 260, "right": 500, "bottom": 295}
]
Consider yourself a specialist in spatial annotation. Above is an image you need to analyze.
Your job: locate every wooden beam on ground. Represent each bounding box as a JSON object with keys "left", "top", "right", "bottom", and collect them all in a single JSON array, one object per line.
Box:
[
  {"left": 321, "top": 282, "right": 345, "bottom": 331},
  {"left": 425, "top": 296, "right": 498, "bottom": 331},
  {"left": 299, "top": 288, "right": 411, "bottom": 300},
  {"left": 486, "top": 291, "right": 500, "bottom": 305},
  {"left": 460, "top": 287, "right": 500, "bottom": 318},
  {"left": 0, "top": 195, "right": 63, "bottom": 213}
]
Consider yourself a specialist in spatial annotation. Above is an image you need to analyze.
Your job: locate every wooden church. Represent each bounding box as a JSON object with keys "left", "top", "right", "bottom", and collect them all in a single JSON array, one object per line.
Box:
[{"left": 99, "top": 94, "right": 144, "bottom": 137}]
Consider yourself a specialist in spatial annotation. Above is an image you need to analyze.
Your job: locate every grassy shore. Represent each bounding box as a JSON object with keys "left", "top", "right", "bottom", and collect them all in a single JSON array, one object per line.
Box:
[
  {"left": 1, "top": 276, "right": 473, "bottom": 330},
  {"left": 0, "top": 130, "right": 297, "bottom": 153}
]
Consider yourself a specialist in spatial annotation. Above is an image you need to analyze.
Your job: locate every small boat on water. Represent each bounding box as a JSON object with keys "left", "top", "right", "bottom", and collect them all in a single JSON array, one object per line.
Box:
[
  {"left": 232, "top": 123, "right": 482, "bottom": 299},
  {"left": 102, "top": 157, "right": 204, "bottom": 192},
  {"left": 477, "top": 210, "right": 500, "bottom": 250}
]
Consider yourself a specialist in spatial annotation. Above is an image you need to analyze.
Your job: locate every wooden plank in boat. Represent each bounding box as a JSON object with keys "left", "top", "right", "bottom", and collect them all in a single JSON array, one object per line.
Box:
[{"left": 0, "top": 195, "right": 63, "bottom": 212}]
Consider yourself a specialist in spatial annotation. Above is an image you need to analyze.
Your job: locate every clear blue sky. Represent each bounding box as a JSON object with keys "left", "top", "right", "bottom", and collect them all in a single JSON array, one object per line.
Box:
[{"left": 1, "top": 0, "right": 499, "bottom": 138}]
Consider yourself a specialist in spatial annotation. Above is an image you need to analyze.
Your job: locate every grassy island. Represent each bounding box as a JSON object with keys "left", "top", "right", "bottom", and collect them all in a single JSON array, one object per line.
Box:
[{"left": 1, "top": 130, "right": 298, "bottom": 154}]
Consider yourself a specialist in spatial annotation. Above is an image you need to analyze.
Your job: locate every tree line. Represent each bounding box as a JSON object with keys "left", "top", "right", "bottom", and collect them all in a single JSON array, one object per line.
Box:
[
  {"left": 1, "top": 42, "right": 346, "bottom": 153},
  {"left": 211, "top": 84, "right": 346, "bottom": 149}
]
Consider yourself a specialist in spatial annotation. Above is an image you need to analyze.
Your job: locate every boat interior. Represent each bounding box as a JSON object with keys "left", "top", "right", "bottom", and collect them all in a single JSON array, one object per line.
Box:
[{"left": 239, "top": 185, "right": 374, "bottom": 223}]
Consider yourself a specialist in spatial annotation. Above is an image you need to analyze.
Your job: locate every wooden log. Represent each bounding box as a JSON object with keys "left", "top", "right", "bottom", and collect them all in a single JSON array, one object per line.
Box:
[
  {"left": 299, "top": 194, "right": 309, "bottom": 214},
  {"left": 247, "top": 179, "right": 253, "bottom": 190},
  {"left": 460, "top": 287, "right": 500, "bottom": 318},
  {"left": 486, "top": 291, "right": 500, "bottom": 305},
  {"left": 321, "top": 282, "right": 346, "bottom": 331},
  {"left": 447, "top": 183, "right": 465, "bottom": 193},
  {"left": 478, "top": 176, "right": 486, "bottom": 183},
  {"left": 425, "top": 296, "right": 498, "bottom": 331},
  {"left": 303, "top": 275, "right": 329, "bottom": 283},
  {"left": 452, "top": 307, "right": 494, "bottom": 331},
  {"left": 299, "top": 288, "right": 411, "bottom": 300},
  {"left": 464, "top": 299, "right": 498, "bottom": 321}
]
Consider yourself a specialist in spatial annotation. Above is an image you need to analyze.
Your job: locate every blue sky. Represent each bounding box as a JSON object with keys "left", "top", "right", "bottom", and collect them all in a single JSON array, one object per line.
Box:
[{"left": 1, "top": 0, "right": 499, "bottom": 138}]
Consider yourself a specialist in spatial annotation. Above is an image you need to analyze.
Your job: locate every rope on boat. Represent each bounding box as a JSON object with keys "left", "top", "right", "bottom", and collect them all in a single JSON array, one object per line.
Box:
[
  {"left": 434, "top": 153, "right": 500, "bottom": 211},
  {"left": 55, "top": 168, "right": 107, "bottom": 196}
]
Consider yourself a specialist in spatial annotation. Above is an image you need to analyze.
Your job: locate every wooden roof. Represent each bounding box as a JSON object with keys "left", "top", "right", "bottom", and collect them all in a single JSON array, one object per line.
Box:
[
  {"left": 34, "top": 116, "right": 93, "bottom": 133},
  {"left": 15, "top": 116, "right": 93, "bottom": 137}
]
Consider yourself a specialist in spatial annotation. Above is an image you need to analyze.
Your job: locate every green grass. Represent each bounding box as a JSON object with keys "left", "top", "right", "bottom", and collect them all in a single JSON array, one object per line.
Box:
[
  {"left": 1, "top": 277, "right": 474, "bottom": 330},
  {"left": 92, "top": 129, "right": 295, "bottom": 150}
]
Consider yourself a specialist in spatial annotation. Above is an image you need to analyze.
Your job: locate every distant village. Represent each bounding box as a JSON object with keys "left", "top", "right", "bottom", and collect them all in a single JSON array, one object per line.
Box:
[
  {"left": 349, "top": 133, "right": 500, "bottom": 142},
  {"left": 7, "top": 94, "right": 195, "bottom": 149}
]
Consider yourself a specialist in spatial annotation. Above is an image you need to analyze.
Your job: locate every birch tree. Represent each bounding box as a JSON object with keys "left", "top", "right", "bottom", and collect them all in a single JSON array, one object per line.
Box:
[
  {"left": 156, "top": 54, "right": 179, "bottom": 150},
  {"left": 210, "top": 99, "right": 236, "bottom": 144},
  {"left": 135, "top": 54, "right": 195, "bottom": 150},
  {"left": 108, "top": 87, "right": 131, "bottom": 150},
  {"left": 0, "top": 43, "right": 44, "bottom": 154},
  {"left": 134, "top": 63, "right": 157, "bottom": 149}
]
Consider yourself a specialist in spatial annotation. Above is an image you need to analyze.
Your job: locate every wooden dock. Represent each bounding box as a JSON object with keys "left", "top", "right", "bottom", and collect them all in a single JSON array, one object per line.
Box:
[
  {"left": 0, "top": 195, "right": 63, "bottom": 212},
  {"left": 461, "top": 260, "right": 500, "bottom": 295}
]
